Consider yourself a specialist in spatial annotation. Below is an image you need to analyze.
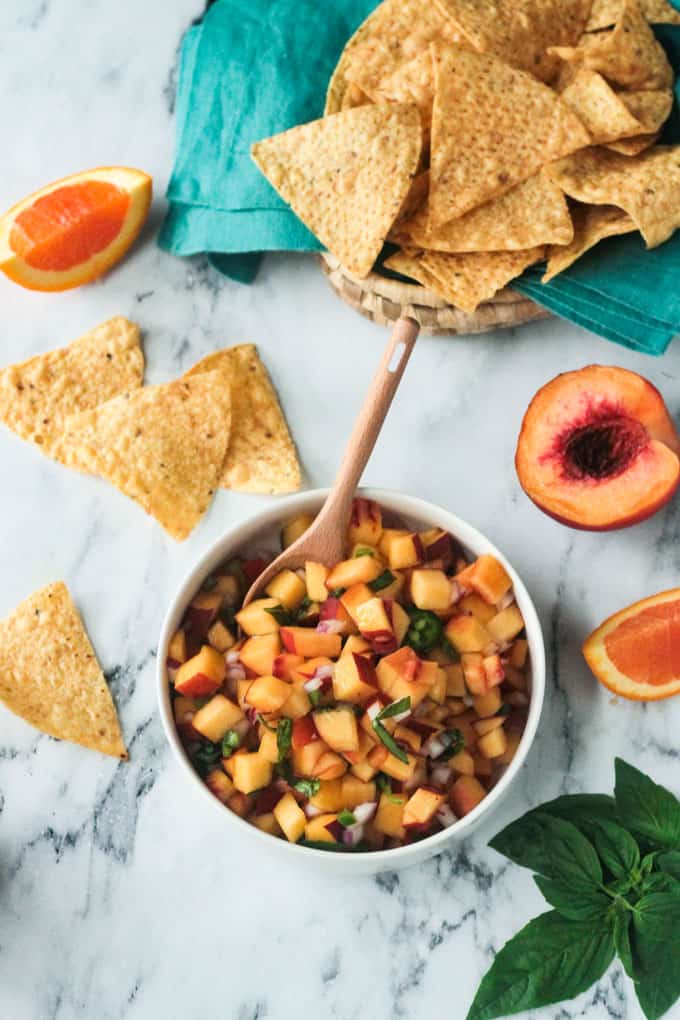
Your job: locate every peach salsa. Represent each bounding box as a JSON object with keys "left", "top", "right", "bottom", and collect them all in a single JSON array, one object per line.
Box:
[{"left": 166, "top": 500, "right": 531, "bottom": 852}]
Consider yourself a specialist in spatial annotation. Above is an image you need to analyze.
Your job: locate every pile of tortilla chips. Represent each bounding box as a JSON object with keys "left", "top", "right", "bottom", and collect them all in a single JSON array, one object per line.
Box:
[
  {"left": 0, "top": 582, "right": 127, "bottom": 759},
  {"left": 251, "top": 0, "right": 680, "bottom": 315},
  {"left": 0, "top": 318, "right": 301, "bottom": 540}
]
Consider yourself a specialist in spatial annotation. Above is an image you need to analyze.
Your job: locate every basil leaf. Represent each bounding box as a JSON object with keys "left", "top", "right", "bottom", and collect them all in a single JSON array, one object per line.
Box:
[
  {"left": 276, "top": 718, "right": 292, "bottom": 761},
  {"left": 369, "top": 570, "right": 396, "bottom": 592},
  {"left": 640, "top": 871, "right": 680, "bottom": 896},
  {"left": 338, "top": 809, "right": 356, "bottom": 827},
  {"left": 308, "top": 689, "right": 322, "bottom": 707},
  {"left": 534, "top": 875, "right": 610, "bottom": 922},
  {"left": 299, "top": 840, "right": 366, "bottom": 853},
  {"left": 614, "top": 758, "right": 680, "bottom": 850},
  {"left": 372, "top": 720, "right": 409, "bottom": 763},
  {"left": 632, "top": 891, "right": 680, "bottom": 1020},
  {"left": 376, "top": 696, "right": 411, "bottom": 721},
  {"left": 257, "top": 713, "right": 276, "bottom": 732},
  {"left": 293, "top": 778, "right": 320, "bottom": 798},
  {"left": 490, "top": 812, "right": 602, "bottom": 886},
  {"left": 657, "top": 850, "right": 680, "bottom": 881},
  {"left": 612, "top": 902, "right": 634, "bottom": 979},
  {"left": 534, "top": 793, "right": 619, "bottom": 832},
  {"left": 466, "top": 911, "right": 615, "bottom": 1020},
  {"left": 265, "top": 604, "right": 292, "bottom": 627},
  {"left": 376, "top": 773, "right": 404, "bottom": 804},
  {"left": 589, "top": 819, "right": 640, "bottom": 879},
  {"left": 440, "top": 728, "right": 465, "bottom": 761}
]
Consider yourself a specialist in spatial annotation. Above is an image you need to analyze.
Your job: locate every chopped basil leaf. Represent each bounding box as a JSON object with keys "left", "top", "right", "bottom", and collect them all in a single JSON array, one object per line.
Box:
[
  {"left": 257, "top": 713, "right": 276, "bottom": 732},
  {"left": 376, "top": 696, "right": 411, "bottom": 721},
  {"left": 294, "top": 596, "right": 312, "bottom": 621},
  {"left": 377, "top": 773, "right": 403, "bottom": 804},
  {"left": 329, "top": 587, "right": 346, "bottom": 598},
  {"left": 277, "top": 718, "right": 293, "bottom": 761},
  {"left": 274, "top": 759, "right": 294, "bottom": 784},
  {"left": 372, "top": 720, "right": 409, "bottom": 763},
  {"left": 354, "top": 547, "right": 375, "bottom": 558},
  {"left": 294, "top": 778, "right": 321, "bottom": 798},
  {"left": 191, "top": 741, "right": 221, "bottom": 774},
  {"left": 264, "top": 604, "right": 292, "bottom": 627},
  {"left": 202, "top": 574, "right": 217, "bottom": 592},
  {"left": 441, "top": 637, "right": 461, "bottom": 662},
  {"left": 308, "top": 689, "right": 322, "bottom": 707},
  {"left": 439, "top": 728, "right": 465, "bottom": 760},
  {"left": 497, "top": 703, "right": 512, "bottom": 716},
  {"left": 221, "top": 729, "right": 241, "bottom": 757},
  {"left": 369, "top": 570, "right": 396, "bottom": 592},
  {"left": 338, "top": 809, "right": 357, "bottom": 827}
]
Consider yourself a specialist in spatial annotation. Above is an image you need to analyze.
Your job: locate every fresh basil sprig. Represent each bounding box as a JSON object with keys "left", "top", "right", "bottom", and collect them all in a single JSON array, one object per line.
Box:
[{"left": 468, "top": 758, "right": 680, "bottom": 1020}]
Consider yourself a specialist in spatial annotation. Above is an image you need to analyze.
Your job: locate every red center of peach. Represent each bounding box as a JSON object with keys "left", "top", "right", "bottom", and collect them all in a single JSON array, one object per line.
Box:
[{"left": 559, "top": 413, "right": 648, "bottom": 482}]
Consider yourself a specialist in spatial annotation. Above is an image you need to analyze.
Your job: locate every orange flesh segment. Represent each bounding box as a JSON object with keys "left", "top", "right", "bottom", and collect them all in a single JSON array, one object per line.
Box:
[
  {"left": 9, "top": 181, "right": 130, "bottom": 271},
  {"left": 605, "top": 598, "right": 680, "bottom": 685}
]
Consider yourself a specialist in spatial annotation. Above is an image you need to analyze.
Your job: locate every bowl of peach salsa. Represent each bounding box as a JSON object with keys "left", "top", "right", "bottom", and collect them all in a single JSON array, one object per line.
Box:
[{"left": 158, "top": 490, "right": 545, "bottom": 872}]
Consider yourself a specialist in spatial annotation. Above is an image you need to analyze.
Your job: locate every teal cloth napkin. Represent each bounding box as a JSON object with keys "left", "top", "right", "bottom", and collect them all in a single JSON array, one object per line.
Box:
[{"left": 160, "top": 1, "right": 680, "bottom": 354}]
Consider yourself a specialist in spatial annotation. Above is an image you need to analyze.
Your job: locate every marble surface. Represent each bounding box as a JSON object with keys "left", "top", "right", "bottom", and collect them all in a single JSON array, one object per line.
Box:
[{"left": 1, "top": 2, "right": 680, "bottom": 1018}]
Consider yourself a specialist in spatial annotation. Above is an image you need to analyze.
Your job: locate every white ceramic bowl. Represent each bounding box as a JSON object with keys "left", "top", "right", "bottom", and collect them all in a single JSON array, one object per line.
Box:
[{"left": 157, "top": 488, "right": 546, "bottom": 875}]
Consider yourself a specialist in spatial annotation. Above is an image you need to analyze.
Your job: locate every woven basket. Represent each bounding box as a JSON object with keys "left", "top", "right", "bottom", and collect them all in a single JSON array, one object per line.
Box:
[{"left": 319, "top": 252, "right": 550, "bottom": 336}]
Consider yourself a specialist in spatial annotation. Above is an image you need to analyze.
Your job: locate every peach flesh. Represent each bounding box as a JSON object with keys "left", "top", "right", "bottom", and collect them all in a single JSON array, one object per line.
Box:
[{"left": 516, "top": 366, "right": 680, "bottom": 530}]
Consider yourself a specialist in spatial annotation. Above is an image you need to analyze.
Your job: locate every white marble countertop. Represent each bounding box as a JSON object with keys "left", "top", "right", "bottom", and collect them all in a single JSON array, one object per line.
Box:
[{"left": 2, "top": 3, "right": 680, "bottom": 1018}]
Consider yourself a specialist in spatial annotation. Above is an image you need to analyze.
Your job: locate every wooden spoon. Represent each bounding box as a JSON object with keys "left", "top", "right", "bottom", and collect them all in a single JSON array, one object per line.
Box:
[{"left": 242, "top": 317, "right": 420, "bottom": 607}]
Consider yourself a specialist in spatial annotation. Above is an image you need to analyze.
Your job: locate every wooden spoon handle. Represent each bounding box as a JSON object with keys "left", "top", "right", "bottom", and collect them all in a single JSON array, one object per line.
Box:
[{"left": 316, "top": 317, "right": 420, "bottom": 529}]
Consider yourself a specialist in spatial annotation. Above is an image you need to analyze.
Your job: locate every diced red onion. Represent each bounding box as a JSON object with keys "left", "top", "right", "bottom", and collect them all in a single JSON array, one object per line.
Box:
[
  {"left": 226, "top": 650, "right": 240, "bottom": 665},
  {"left": 342, "top": 822, "right": 365, "bottom": 846},
  {"left": 226, "top": 664, "right": 246, "bottom": 683},
  {"left": 431, "top": 764, "right": 453, "bottom": 787},
  {"left": 353, "top": 801, "right": 377, "bottom": 824},
  {"left": 498, "top": 590, "right": 515, "bottom": 611},
  {"left": 304, "top": 676, "right": 324, "bottom": 693},
  {"left": 304, "top": 803, "right": 323, "bottom": 819},
  {"left": 316, "top": 620, "right": 345, "bottom": 635},
  {"left": 436, "top": 804, "right": 458, "bottom": 828},
  {"left": 423, "top": 730, "right": 456, "bottom": 759},
  {"left": 245, "top": 707, "right": 259, "bottom": 726}
]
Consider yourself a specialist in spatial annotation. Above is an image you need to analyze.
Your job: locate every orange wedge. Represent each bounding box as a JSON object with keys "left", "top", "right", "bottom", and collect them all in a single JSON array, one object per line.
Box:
[
  {"left": 583, "top": 588, "right": 680, "bottom": 700},
  {"left": 0, "top": 167, "right": 151, "bottom": 291}
]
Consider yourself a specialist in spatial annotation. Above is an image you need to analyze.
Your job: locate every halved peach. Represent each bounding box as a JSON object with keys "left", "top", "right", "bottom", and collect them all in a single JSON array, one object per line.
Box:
[{"left": 515, "top": 366, "right": 680, "bottom": 530}]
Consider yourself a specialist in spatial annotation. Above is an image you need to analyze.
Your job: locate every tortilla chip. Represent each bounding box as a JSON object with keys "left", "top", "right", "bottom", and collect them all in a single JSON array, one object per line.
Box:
[
  {"left": 0, "top": 582, "right": 126, "bottom": 759},
  {"left": 561, "top": 70, "right": 645, "bottom": 142},
  {"left": 549, "top": 0, "right": 673, "bottom": 89},
  {"left": 252, "top": 104, "right": 422, "bottom": 278},
  {"left": 546, "top": 144, "right": 680, "bottom": 247},
  {"left": 385, "top": 247, "right": 545, "bottom": 312},
  {"left": 433, "top": 0, "right": 592, "bottom": 82},
  {"left": 363, "top": 50, "right": 436, "bottom": 151},
  {"left": 618, "top": 89, "right": 674, "bottom": 132},
  {"left": 51, "top": 373, "right": 231, "bottom": 541},
  {"left": 340, "top": 83, "right": 372, "bottom": 111},
  {"left": 587, "top": 0, "right": 680, "bottom": 30},
  {"left": 0, "top": 317, "right": 143, "bottom": 457},
  {"left": 543, "top": 204, "right": 636, "bottom": 279},
  {"left": 383, "top": 250, "right": 446, "bottom": 293},
  {"left": 605, "top": 130, "right": 660, "bottom": 153},
  {"left": 393, "top": 173, "right": 574, "bottom": 251},
  {"left": 429, "top": 45, "right": 590, "bottom": 226},
  {"left": 185, "top": 345, "right": 302, "bottom": 495},
  {"left": 338, "top": 0, "right": 464, "bottom": 100}
]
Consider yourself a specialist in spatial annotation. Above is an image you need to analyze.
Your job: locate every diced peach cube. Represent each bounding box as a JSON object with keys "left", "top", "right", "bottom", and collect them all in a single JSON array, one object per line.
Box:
[
  {"left": 445, "top": 663, "right": 466, "bottom": 697},
  {"left": 428, "top": 667, "right": 447, "bottom": 704},
  {"left": 403, "top": 787, "right": 444, "bottom": 828},
  {"left": 483, "top": 654, "right": 505, "bottom": 688},
  {"left": 265, "top": 569, "right": 307, "bottom": 610},
  {"left": 239, "top": 633, "right": 281, "bottom": 676},
  {"left": 341, "top": 774, "right": 376, "bottom": 808},
  {"left": 374, "top": 792, "right": 406, "bottom": 838},
  {"left": 487, "top": 605, "right": 525, "bottom": 642},
  {"left": 340, "top": 583, "right": 375, "bottom": 624},
  {"left": 312, "top": 751, "right": 348, "bottom": 780},
  {"left": 326, "top": 556, "right": 382, "bottom": 591},
  {"left": 253, "top": 812, "right": 282, "bottom": 836},
  {"left": 509, "top": 639, "right": 529, "bottom": 669},
  {"left": 205, "top": 768, "right": 234, "bottom": 803},
  {"left": 304, "top": 813, "right": 340, "bottom": 843},
  {"left": 388, "top": 600, "right": 410, "bottom": 645},
  {"left": 313, "top": 707, "right": 359, "bottom": 753},
  {"left": 461, "top": 653, "right": 487, "bottom": 695},
  {"left": 292, "top": 740, "right": 328, "bottom": 777},
  {"left": 207, "top": 619, "right": 236, "bottom": 653},
  {"left": 280, "top": 684, "right": 312, "bottom": 720},
  {"left": 235, "top": 597, "right": 284, "bottom": 636},
  {"left": 350, "top": 759, "right": 379, "bottom": 781},
  {"left": 175, "top": 646, "right": 226, "bottom": 697},
  {"left": 333, "top": 652, "right": 378, "bottom": 704},
  {"left": 450, "top": 775, "right": 487, "bottom": 816},
  {"left": 497, "top": 730, "right": 522, "bottom": 765},
  {"left": 449, "top": 749, "right": 475, "bottom": 776},
  {"left": 305, "top": 561, "right": 329, "bottom": 602},
  {"left": 168, "top": 629, "right": 188, "bottom": 665},
  {"left": 387, "top": 533, "right": 425, "bottom": 570},
  {"left": 258, "top": 727, "right": 279, "bottom": 764},
  {"left": 192, "top": 694, "right": 244, "bottom": 742},
  {"left": 379, "top": 528, "right": 411, "bottom": 559},
  {"left": 274, "top": 792, "right": 306, "bottom": 842},
  {"left": 280, "top": 627, "right": 342, "bottom": 659},
  {"left": 505, "top": 665, "right": 528, "bottom": 691},
  {"left": 459, "top": 594, "right": 496, "bottom": 623},
  {"left": 472, "top": 688, "right": 502, "bottom": 718},
  {"left": 272, "top": 653, "right": 305, "bottom": 681},
  {"left": 245, "top": 674, "right": 292, "bottom": 713},
  {"left": 310, "top": 778, "right": 345, "bottom": 812},
  {"left": 348, "top": 498, "right": 383, "bottom": 546},
  {"left": 477, "top": 726, "right": 508, "bottom": 759},
  {"left": 281, "top": 513, "right": 315, "bottom": 548},
  {"left": 466, "top": 555, "right": 513, "bottom": 604},
  {"left": 445, "top": 614, "right": 492, "bottom": 653},
  {"left": 410, "top": 569, "right": 452, "bottom": 611},
  {"left": 474, "top": 716, "right": 505, "bottom": 736},
  {"left": 231, "top": 753, "right": 273, "bottom": 795}
]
